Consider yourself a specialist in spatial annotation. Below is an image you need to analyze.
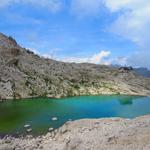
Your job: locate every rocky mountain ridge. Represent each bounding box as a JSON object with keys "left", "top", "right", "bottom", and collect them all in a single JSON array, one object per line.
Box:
[
  {"left": 0, "top": 33, "right": 150, "bottom": 100},
  {"left": 134, "top": 67, "right": 150, "bottom": 78},
  {"left": 113, "top": 64, "right": 150, "bottom": 78}
]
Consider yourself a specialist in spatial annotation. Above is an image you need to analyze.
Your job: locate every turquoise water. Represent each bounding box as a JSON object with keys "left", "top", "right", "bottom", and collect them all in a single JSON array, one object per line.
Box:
[{"left": 0, "top": 95, "right": 150, "bottom": 136}]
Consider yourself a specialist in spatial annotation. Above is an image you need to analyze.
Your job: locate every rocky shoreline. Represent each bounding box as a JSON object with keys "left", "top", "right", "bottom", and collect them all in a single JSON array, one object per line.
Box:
[
  {"left": 0, "top": 93, "right": 149, "bottom": 102},
  {"left": 0, "top": 115, "right": 150, "bottom": 150}
]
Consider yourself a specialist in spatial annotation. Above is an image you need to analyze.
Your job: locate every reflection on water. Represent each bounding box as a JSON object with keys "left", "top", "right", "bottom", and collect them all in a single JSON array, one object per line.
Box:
[
  {"left": 0, "top": 95, "right": 150, "bottom": 136},
  {"left": 118, "top": 96, "right": 133, "bottom": 105}
]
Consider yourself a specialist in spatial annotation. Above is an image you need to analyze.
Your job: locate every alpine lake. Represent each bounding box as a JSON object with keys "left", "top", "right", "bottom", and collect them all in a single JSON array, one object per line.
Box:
[{"left": 0, "top": 95, "right": 150, "bottom": 137}]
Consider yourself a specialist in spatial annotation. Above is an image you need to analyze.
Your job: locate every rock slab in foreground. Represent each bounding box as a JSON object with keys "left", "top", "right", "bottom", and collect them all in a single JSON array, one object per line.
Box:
[{"left": 0, "top": 115, "right": 150, "bottom": 150}]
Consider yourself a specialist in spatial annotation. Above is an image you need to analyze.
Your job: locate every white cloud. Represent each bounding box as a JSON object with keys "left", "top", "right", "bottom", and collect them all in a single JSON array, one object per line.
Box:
[
  {"left": 89, "top": 50, "right": 110, "bottom": 64},
  {"left": 28, "top": 47, "right": 61, "bottom": 59},
  {"left": 112, "top": 57, "right": 127, "bottom": 66},
  {"left": 28, "top": 48, "right": 128, "bottom": 67},
  {"left": 70, "top": 0, "right": 102, "bottom": 17},
  {"left": 105, "top": 0, "right": 150, "bottom": 46},
  {"left": 59, "top": 57, "right": 88, "bottom": 63},
  {"left": 69, "top": 0, "right": 150, "bottom": 68},
  {"left": 105, "top": 0, "right": 134, "bottom": 12},
  {"left": 127, "top": 51, "right": 150, "bottom": 69},
  {"left": 59, "top": 50, "right": 111, "bottom": 65},
  {"left": 1, "top": 0, "right": 149, "bottom": 68},
  {"left": 0, "top": 0, "right": 63, "bottom": 12},
  {"left": 104, "top": 0, "right": 150, "bottom": 68}
]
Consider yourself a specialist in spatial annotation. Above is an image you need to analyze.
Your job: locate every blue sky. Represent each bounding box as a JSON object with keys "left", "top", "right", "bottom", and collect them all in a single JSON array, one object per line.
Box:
[{"left": 0, "top": 0, "right": 150, "bottom": 68}]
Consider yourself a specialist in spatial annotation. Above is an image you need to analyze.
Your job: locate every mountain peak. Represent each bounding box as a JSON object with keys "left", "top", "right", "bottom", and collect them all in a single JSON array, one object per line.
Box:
[{"left": 0, "top": 33, "right": 18, "bottom": 48}]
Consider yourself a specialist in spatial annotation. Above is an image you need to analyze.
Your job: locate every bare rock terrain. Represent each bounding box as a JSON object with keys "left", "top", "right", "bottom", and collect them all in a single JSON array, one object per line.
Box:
[
  {"left": 0, "top": 115, "right": 150, "bottom": 150},
  {"left": 0, "top": 33, "right": 150, "bottom": 100},
  {"left": 0, "top": 33, "right": 150, "bottom": 150}
]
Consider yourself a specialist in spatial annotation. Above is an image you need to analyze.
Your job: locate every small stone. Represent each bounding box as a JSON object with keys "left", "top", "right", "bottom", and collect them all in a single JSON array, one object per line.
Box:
[
  {"left": 52, "top": 117, "right": 58, "bottom": 121},
  {"left": 24, "top": 124, "right": 31, "bottom": 128},
  {"left": 5, "top": 139, "right": 11, "bottom": 143},
  {"left": 15, "top": 148, "right": 22, "bottom": 150},
  {"left": 54, "top": 129, "right": 58, "bottom": 134},
  {"left": 48, "top": 127, "right": 54, "bottom": 132},
  {"left": 26, "top": 135, "right": 33, "bottom": 139},
  {"left": 26, "top": 128, "right": 32, "bottom": 132},
  {"left": 61, "top": 126, "right": 68, "bottom": 134},
  {"left": 39, "top": 145, "right": 43, "bottom": 149}
]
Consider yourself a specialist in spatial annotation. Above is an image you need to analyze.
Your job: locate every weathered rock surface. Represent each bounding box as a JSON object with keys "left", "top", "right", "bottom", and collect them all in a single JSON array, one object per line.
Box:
[
  {"left": 0, "top": 32, "right": 150, "bottom": 100},
  {"left": 0, "top": 115, "right": 150, "bottom": 150}
]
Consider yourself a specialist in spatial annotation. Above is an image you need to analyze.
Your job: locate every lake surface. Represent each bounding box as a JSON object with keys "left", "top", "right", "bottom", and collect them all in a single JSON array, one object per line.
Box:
[{"left": 0, "top": 95, "right": 150, "bottom": 137}]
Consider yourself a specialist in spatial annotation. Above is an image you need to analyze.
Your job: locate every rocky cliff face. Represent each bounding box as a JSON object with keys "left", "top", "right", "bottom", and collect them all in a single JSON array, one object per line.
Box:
[{"left": 0, "top": 33, "right": 150, "bottom": 100}]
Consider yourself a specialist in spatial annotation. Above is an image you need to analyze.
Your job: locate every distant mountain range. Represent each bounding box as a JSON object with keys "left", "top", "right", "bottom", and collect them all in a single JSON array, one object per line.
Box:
[
  {"left": 134, "top": 68, "right": 150, "bottom": 78},
  {"left": 0, "top": 33, "right": 150, "bottom": 100},
  {"left": 112, "top": 65, "right": 150, "bottom": 78}
]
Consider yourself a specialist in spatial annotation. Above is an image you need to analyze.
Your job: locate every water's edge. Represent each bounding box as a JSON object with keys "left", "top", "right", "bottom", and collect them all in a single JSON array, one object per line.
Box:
[
  {"left": 0, "top": 93, "right": 147, "bottom": 102},
  {"left": 1, "top": 115, "right": 150, "bottom": 150}
]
